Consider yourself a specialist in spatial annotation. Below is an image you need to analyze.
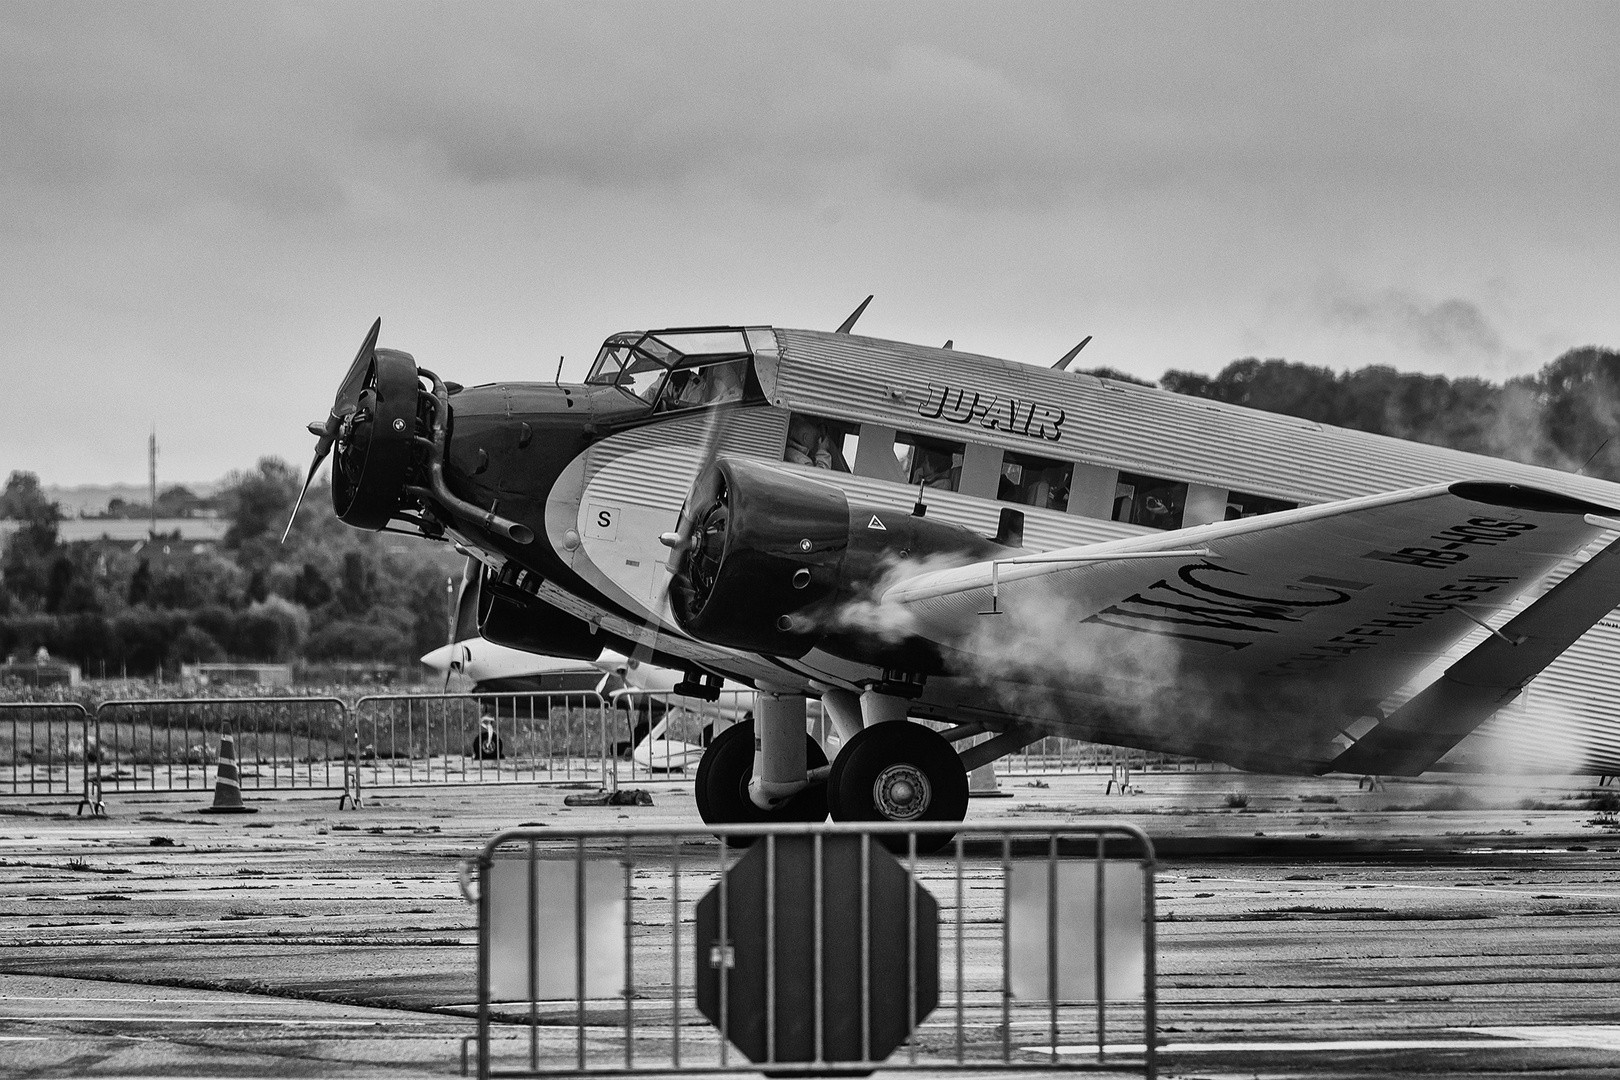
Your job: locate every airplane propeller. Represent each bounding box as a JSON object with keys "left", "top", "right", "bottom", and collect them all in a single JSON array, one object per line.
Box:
[{"left": 282, "top": 318, "right": 383, "bottom": 542}]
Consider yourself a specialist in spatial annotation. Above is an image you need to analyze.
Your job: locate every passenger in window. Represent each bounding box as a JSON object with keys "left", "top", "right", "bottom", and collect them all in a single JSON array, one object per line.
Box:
[
  {"left": 785, "top": 417, "right": 822, "bottom": 467},
  {"left": 1139, "top": 492, "right": 1177, "bottom": 529},
  {"left": 785, "top": 416, "right": 850, "bottom": 471},
  {"left": 999, "top": 453, "right": 1072, "bottom": 511},
  {"left": 1134, "top": 482, "right": 1184, "bottom": 529},
  {"left": 912, "top": 448, "right": 957, "bottom": 489}
]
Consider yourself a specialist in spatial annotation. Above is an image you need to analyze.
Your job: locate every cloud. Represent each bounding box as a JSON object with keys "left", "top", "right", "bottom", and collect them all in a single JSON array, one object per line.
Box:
[
  {"left": 1315, "top": 280, "right": 1519, "bottom": 365},
  {"left": 6, "top": 2, "right": 1620, "bottom": 223}
]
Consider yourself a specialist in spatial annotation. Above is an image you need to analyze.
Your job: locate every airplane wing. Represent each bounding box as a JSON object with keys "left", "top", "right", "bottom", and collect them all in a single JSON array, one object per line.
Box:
[{"left": 879, "top": 481, "right": 1620, "bottom": 773}]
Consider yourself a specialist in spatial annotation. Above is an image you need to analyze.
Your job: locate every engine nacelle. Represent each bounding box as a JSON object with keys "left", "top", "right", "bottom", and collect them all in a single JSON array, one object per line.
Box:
[
  {"left": 331, "top": 348, "right": 421, "bottom": 530},
  {"left": 670, "top": 457, "right": 1008, "bottom": 663}
]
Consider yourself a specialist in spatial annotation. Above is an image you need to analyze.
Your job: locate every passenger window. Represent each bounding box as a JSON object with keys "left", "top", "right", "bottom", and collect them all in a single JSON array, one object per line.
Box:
[
  {"left": 894, "top": 432, "right": 965, "bottom": 491},
  {"left": 784, "top": 413, "right": 858, "bottom": 473},
  {"left": 1225, "top": 492, "right": 1297, "bottom": 520},
  {"left": 1112, "top": 472, "right": 1187, "bottom": 530},
  {"left": 998, "top": 451, "right": 1073, "bottom": 512}
]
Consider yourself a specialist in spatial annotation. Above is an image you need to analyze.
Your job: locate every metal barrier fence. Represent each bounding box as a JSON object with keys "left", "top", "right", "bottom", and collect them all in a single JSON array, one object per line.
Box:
[
  {"left": 997, "top": 740, "right": 1215, "bottom": 777},
  {"left": 466, "top": 821, "right": 1157, "bottom": 1079},
  {"left": 0, "top": 702, "right": 92, "bottom": 799},
  {"left": 607, "top": 690, "right": 758, "bottom": 784},
  {"left": 90, "top": 696, "right": 353, "bottom": 797},
  {"left": 352, "top": 692, "right": 614, "bottom": 789},
  {"left": 3, "top": 688, "right": 1221, "bottom": 813}
]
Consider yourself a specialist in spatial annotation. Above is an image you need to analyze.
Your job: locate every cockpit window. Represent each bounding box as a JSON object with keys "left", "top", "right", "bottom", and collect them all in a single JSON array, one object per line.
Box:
[
  {"left": 653, "top": 329, "right": 747, "bottom": 355},
  {"left": 619, "top": 351, "right": 670, "bottom": 403},
  {"left": 585, "top": 327, "right": 757, "bottom": 410},
  {"left": 585, "top": 335, "right": 636, "bottom": 385}
]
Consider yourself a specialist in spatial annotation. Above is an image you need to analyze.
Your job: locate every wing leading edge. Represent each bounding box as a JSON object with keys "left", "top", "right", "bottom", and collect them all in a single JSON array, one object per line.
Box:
[{"left": 882, "top": 481, "right": 1620, "bottom": 773}]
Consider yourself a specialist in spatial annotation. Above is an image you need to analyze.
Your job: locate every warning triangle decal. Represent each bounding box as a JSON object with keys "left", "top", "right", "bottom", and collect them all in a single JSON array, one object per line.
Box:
[{"left": 868, "top": 515, "right": 887, "bottom": 531}]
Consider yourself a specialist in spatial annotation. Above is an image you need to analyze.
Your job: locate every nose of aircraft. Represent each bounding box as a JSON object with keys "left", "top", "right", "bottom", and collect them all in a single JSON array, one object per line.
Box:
[{"left": 419, "top": 643, "right": 461, "bottom": 674}]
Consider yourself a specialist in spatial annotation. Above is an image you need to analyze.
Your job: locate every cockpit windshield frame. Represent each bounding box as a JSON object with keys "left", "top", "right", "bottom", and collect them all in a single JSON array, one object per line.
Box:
[{"left": 585, "top": 327, "right": 759, "bottom": 412}]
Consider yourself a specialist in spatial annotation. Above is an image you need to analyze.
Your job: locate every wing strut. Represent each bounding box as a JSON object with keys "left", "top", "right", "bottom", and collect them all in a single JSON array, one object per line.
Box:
[{"left": 1331, "top": 535, "right": 1620, "bottom": 776}]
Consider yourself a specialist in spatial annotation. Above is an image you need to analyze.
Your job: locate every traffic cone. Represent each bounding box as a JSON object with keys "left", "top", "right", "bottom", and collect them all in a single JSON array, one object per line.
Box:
[
  {"left": 968, "top": 760, "right": 1011, "bottom": 798},
  {"left": 197, "top": 729, "right": 258, "bottom": 814}
]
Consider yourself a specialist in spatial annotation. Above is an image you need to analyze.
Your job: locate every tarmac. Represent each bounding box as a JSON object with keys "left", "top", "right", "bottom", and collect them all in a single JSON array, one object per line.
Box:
[{"left": 3, "top": 768, "right": 1620, "bottom": 1078}]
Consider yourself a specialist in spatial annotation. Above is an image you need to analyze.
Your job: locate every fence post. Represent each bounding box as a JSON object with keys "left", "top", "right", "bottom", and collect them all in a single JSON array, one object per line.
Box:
[
  {"left": 74, "top": 704, "right": 105, "bottom": 817},
  {"left": 338, "top": 698, "right": 362, "bottom": 810}
]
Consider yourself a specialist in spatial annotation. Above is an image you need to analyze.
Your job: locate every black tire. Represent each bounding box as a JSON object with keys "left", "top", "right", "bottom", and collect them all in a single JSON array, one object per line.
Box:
[
  {"left": 694, "top": 720, "right": 828, "bottom": 846},
  {"left": 826, "top": 722, "right": 968, "bottom": 854}
]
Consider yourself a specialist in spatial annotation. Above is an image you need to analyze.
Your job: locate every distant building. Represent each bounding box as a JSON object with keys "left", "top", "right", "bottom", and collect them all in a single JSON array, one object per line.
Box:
[
  {"left": 0, "top": 518, "right": 229, "bottom": 545},
  {"left": 0, "top": 661, "right": 81, "bottom": 688},
  {"left": 181, "top": 663, "right": 293, "bottom": 688}
]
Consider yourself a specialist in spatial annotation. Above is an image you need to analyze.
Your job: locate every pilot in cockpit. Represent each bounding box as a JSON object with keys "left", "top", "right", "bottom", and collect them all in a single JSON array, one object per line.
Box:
[
  {"left": 671, "top": 362, "right": 745, "bottom": 408},
  {"left": 704, "top": 361, "right": 744, "bottom": 404},
  {"left": 672, "top": 368, "right": 706, "bottom": 406}
]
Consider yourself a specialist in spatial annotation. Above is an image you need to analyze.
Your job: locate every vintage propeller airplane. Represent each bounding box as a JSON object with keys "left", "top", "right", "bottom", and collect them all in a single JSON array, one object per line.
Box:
[{"left": 292, "top": 310, "right": 1620, "bottom": 850}]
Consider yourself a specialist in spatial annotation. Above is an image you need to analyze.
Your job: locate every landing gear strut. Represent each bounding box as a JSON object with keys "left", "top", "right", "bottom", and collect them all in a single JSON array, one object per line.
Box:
[
  {"left": 694, "top": 721, "right": 828, "bottom": 844},
  {"left": 827, "top": 722, "right": 968, "bottom": 854}
]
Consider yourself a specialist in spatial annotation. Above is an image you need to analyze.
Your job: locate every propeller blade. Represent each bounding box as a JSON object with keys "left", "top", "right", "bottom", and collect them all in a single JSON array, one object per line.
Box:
[
  {"left": 313, "top": 317, "right": 383, "bottom": 458},
  {"left": 283, "top": 319, "right": 383, "bottom": 544},
  {"left": 336, "top": 318, "right": 383, "bottom": 416},
  {"left": 631, "top": 398, "right": 739, "bottom": 699},
  {"left": 279, "top": 447, "right": 329, "bottom": 544},
  {"left": 663, "top": 396, "right": 732, "bottom": 567}
]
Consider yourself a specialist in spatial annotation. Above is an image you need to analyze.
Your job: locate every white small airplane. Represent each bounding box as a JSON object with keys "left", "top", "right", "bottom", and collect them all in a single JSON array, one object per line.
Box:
[{"left": 421, "top": 558, "right": 749, "bottom": 765}]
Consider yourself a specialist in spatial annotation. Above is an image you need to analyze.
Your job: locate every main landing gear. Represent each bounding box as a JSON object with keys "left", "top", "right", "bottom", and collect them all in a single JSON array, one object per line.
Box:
[
  {"left": 827, "top": 721, "right": 968, "bottom": 855},
  {"left": 693, "top": 720, "right": 828, "bottom": 843},
  {"left": 693, "top": 689, "right": 969, "bottom": 855}
]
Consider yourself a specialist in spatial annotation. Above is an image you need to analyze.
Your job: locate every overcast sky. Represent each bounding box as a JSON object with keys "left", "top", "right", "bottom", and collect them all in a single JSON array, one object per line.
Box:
[{"left": 4, "top": 0, "right": 1619, "bottom": 487}]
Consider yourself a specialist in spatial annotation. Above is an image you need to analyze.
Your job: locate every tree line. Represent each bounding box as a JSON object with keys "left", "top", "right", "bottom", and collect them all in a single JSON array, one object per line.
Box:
[
  {"left": 1, "top": 460, "right": 460, "bottom": 676},
  {"left": 1155, "top": 345, "right": 1620, "bottom": 482}
]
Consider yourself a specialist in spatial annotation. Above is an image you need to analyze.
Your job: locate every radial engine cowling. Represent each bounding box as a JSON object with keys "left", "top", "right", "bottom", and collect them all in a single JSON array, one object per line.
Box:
[
  {"left": 330, "top": 348, "right": 422, "bottom": 531},
  {"left": 669, "top": 457, "right": 1006, "bottom": 663}
]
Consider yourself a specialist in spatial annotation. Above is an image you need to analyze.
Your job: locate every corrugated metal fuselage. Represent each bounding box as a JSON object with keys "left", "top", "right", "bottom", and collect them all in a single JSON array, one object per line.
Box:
[{"left": 443, "top": 328, "right": 1620, "bottom": 775}]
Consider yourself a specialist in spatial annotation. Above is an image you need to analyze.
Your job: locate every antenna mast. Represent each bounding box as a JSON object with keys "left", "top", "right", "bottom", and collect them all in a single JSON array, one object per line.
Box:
[{"left": 148, "top": 427, "right": 158, "bottom": 540}]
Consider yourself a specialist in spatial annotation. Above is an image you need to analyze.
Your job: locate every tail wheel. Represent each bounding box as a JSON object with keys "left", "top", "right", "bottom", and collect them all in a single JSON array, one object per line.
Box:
[
  {"left": 694, "top": 720, "right": 829, "bottom": 846},
  {"left": 826, "top": 722, "right": 968, "bottom": 854}
]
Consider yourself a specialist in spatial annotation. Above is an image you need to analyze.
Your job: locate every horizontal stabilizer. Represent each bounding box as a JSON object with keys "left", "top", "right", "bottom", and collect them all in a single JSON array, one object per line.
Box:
[{"left": 1331, "top": 535, "right": 1620, "bottom": 776}]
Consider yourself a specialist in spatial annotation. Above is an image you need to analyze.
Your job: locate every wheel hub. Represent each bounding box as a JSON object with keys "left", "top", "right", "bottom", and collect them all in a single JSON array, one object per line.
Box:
[{"left": 872, "top": 763, "right": 931, "bottom": 820}]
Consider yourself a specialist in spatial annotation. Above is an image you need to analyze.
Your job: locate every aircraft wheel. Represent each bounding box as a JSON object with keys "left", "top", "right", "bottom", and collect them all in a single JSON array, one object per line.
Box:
[
  {"left": 694, "top": 720, "right": 828, "bottom": 846},
  {"left": 827, "top": 722, "right": 968, "bottom": 854}
]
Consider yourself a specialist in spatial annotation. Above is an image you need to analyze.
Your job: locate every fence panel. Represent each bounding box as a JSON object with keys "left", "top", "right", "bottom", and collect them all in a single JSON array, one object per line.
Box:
[
  {"left": 0, "top": 702, "right": 90, "bottom": 798},
  {"left": 467, "top": 821, "right": 1156, "bottom": 1079},
  {"left": 352, "top": 692, "right": 614, "bottom": 789},
  {"left": 608, "top": 690, "right": 762, "bottom": 784},
  {"left": 90, "top": 697, "right": 352, "bottom": 796}
]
